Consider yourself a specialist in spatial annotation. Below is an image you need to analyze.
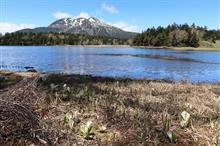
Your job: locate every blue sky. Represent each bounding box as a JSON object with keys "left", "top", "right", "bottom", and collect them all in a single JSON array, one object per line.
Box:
[{"left": 0, "top": 0, "right": 219, "bottom": 34}]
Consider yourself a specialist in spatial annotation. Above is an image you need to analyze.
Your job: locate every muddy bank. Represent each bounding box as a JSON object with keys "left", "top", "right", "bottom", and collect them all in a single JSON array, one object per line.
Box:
[{"left": 0, "top": 71, "right": 220, "bottom": 145}]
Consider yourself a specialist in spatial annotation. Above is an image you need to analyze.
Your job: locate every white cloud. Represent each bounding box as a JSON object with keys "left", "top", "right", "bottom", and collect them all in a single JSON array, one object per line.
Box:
[
  {"left": 53, "top": 11, "right": 90, "bottom": 20},
  {"left": 101, "top": 3, "right": 119, "bottom": 14},
  {"left": 108, "top": 21, "right": 139, "bottom": 32},
  {"left": 53, "top": 12, "right": 72, "bottom": 19},
  {"left": 73, "top": 12, "right": 90, "bottom": 19},
  {"left": 0, "top": 22, "right": 35, "bottom": 34}
]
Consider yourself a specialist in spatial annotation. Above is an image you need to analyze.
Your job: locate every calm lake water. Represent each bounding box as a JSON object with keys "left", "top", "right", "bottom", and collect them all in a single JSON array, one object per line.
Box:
[{"left": 0, "top": 46, "right": 220, "bottom": 82}]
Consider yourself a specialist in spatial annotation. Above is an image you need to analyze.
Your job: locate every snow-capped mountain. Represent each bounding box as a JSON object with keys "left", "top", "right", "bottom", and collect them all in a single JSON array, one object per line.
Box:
[
  {"left": 18, "top": 17, "right": 138, "bottom": 39},
  {"left": 50, "top": 17, "right": 109, "bottom": 28}
]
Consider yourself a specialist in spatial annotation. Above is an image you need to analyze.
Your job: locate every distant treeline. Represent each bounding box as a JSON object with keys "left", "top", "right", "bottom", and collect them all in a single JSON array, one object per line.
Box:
[
  {"left": 1, "top": 23, "right": 220, "bottom": 47},
  {"left": 132, "top": 23, "right": 220, "bottom": 47},
  {"left": 0, "top": 32, "right": 129, "bottom": 46}
]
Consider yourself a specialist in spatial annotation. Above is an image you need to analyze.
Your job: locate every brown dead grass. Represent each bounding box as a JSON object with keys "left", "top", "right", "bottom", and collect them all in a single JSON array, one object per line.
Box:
[{"left": 0, "top": 71, "right": 220, "bottom": 145}]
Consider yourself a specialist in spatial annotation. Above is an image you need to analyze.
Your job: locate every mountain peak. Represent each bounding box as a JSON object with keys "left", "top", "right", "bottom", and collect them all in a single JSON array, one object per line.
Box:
[
  {"left": 88, "top": 17, "right": 100, "bottom": 23},
  {"left": 49, "top": 17, "right": 107, "bottom": 28},
  {"left": 19, "top": 16, "right": 138, "bottom": 39}
]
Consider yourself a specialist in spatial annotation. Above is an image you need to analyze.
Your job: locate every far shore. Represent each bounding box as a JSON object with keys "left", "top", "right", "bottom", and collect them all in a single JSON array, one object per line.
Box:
[
  {"left": 167, "top": 46, "right": 220, "bottom": 51},
  {"left": 132, "top": 45, "right": 220, "bottom": 51},
  {"left": 1, "top": 44, "right": 220, "bottom": 51},
  {"left": 0, "top": 45, "right": 131, "bottom": 48},
  {"left": 62, "top": 44, "right": 131, "bottom": 48},
  {"left": 67, "top": 45, "right": 220, "bottom": 51}
]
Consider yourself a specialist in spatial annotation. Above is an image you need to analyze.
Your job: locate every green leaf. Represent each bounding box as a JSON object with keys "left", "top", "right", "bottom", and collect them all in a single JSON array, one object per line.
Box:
[
  {"left": 68, "top": 119, "right": 75, "bottom": 130},
  {"left": 167, "top": 131, "right": 177, "bottom": 143},
  {"left": 64, "top": 113, "right": 75, "bottom": 130},
  {"left": 180, "top": 111, "right": 190, "bottom": 128},
  {"left": 80, "top": 121, "right": 94, "bottom": 140},
  {"left": 50, "top": 83, "right": 58, "bottom": 91}
]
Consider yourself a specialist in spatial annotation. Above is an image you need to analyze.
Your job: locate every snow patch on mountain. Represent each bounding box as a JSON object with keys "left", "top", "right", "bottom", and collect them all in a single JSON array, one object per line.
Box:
[{"left": 18, "top": 17, "right": 138, "bottom": 39}]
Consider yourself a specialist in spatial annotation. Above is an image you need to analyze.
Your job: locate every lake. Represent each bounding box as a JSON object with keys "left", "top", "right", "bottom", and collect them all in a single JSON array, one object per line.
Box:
[{"left": 0, "top": 46, "right": 220, "bottom": 82}]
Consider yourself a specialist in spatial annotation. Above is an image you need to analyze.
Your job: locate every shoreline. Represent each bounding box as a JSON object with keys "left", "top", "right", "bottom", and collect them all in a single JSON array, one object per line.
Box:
[
  {"left": 132, "top": 45, "right": 220, "bottom": 51},
  {"left": 167, "top": 46, "right": 220, "bottom": 51},
  {"left": 67, "top": 45, "right": 131, "bottom": 48},
  {"left": 1, "top": 44, "right": 220, "bottom": 51},
  {"left": 1, "top": 70, "right": 219, "bottom": 85},
  {"left": 0, "top": 44, "right": 132, "bottom": 48}
]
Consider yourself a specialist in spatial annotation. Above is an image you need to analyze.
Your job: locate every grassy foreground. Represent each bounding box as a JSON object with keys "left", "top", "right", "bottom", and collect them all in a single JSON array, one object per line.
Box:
[{"left": 0, "top": 71, "right": 220, "bottom": 145}]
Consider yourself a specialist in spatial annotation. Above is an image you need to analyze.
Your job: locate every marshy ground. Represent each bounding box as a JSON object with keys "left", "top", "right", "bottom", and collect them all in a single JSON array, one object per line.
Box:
[{"left": 0, "top": 71, "right": 220, "bottom": 146}]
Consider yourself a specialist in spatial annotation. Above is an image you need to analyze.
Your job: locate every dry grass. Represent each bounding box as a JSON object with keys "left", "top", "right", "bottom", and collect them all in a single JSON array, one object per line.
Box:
[
  {"left": 169, "top": 40, "right": 220, "bottom": 51},
  {"left": 0, "top": 71, "right": 220, "bottom": 145}
]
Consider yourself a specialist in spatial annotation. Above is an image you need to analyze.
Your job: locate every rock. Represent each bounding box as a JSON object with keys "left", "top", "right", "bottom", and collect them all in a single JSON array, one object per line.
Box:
[
  {"left": 24, "top": 66, "right": 34, "bottom": 70},
  {"left": 24, "top": 67, "right": 38, "bottom": 72},
  {"left": 26, "top": 69, "right": 38, "bottom": 72}
]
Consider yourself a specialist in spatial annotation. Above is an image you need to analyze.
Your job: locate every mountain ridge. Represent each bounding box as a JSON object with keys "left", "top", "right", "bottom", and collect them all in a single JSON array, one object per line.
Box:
[{"left": 18, "top": 17, "right": 138, "bottom": 39}]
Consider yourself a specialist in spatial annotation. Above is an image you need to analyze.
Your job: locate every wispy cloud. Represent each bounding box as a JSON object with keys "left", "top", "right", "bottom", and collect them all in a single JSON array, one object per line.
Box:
[
  {"left": 53, "top": 11, "right": 90, "bottom": 19},
  {"left": 108, "top": 21, "right": 139, "bottom": 32},
  {"left": 73, "top": 12, "right": 90, "bottom": 19},
  {"left": 0, "top": 22, "right": 35, "bottom": 34},
  {"left": 95, "top": 10, "right": 102, "bottom": 15},
  {"left": 52, "top": 11, "right": 138, "bottom": 32},
  {"left": 101, "top": 3, "right": 119, "bottom": 14},
  {"left": 53, "top": 12, "right": 72, "bottom": 19}
]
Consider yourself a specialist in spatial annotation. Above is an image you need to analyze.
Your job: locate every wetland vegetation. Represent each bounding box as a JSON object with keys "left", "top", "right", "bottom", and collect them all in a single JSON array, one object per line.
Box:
[{"left": 0, "top": 71, "right": 219, "bottom": 145}]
